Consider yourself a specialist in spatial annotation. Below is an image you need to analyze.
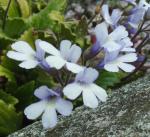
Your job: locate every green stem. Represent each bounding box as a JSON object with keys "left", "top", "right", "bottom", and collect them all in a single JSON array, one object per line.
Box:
[{"left": 2, "top": 0, "right": 12, "bottom": 30}]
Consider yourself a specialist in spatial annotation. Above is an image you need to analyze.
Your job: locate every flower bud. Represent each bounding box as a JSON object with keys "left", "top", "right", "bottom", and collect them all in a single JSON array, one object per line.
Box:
[{"left": 95, "top": 5, "right": 101, "bottom": 14}]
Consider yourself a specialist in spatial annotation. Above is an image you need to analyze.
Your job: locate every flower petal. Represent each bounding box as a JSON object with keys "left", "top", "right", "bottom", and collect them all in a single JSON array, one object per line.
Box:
[
  {"left": 63, "top": 83, "right": 82, "bottom": 100},
  {"left": 91, "top": 84, "right": 108, "bottom": 102},
  {"left": 38, "top": 40, "right": 60, "bottom": 56},
  {"left": 121, "top": 48, "right": 135, "bottom": 52},
  {"left": 75, "top": 68, "right": 99, "bottom": 84},
  {"left": 34, "top": 86, "right": 51, "bottom": 99},
  {"left": 42, "top": 106, "right": 57, "bottom": 129},
  {"left": 95, "top": 22, "right": 108, "bottom": 45},
  {"left": 104, "top": 62, "right": 119, "bottom": 72},
  {"left": 66, "top": 62, "right": 84, "bottom": 73},
  {"left": 19, "top": 60, "right": 39, "bottom": 69},
  {"left": 111, "top": 9, "right": 123, "bottom": 25},
  {"left": 35, "top": 39, "right": 45, "bottom": 60},
  {"left": 103, "top": 41, "right": 121, "bottom": 52},
  {"left": 56, "top": 98, "right": 73, "bottom": 116},
  {"left": 102, "top": 4, "right": 112, "bottom": 24},
  {"left": 117, "top": 53, "right": 137, "bottom": 62},
  {"left": 60, "top": 40, "right": 72, "bottom": 59},
  {"left": 82, "top": 87, "right": 98, "bottom": 108},
  {"left": 7, "top": 51, "right": 32, "bottom": 61},
  {"left": 118, "top": 62, "right": 135, "bottom": 72},
  {"left": 68, "top": 44, "right": 82, "bottom": 63},
  {"left": 46, "top": 56, "right": 66, "bottom": 69},
  {"left": 11, "top": 41, "right": 35, "bottom": 55},
  {"left": 109, "top": 26, "right": 128, "bottom": 41},
  {"left": 24, "top": 100, "right": 47, "bottom": 120}
]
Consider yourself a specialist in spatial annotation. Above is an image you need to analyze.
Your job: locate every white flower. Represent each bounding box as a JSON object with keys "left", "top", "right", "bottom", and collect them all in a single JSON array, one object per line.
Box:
[
  {"left": 24, "top": 86, "right": 73, "bottom": 129},
  {"left": 95, "top": 22, "right": 130, "bottom": 52},
  {"left": 38, "top": 40, "right": 83, "bottom": 73},
  {"left": 102, "top": 4, "right": 123, "bottom": 27},
  {"left": 63, "top": 68, "right": 108, "bottom": 108},
  {"left": 119, "top": 37, "right": 135, "bottom": 52},
  {"left": 7, "top": 40, "right": 49, "bottom": 69},
  {"left": 104, "top": 53, "right": 137, "bottom": 72}
]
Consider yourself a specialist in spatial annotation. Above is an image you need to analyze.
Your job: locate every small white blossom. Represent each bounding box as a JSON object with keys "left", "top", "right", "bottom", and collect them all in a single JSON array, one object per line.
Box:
[
  {"left": 24, "top": 86, "right": 73, "bottom": 129},
  {"left": 104, "top": 53, "right": 137, "bottom": 72},
  {"left": 63, "top": 68, "right": 108, "bottom": 108},
  {"left": 95, "top": 22, "right": 131, "bottom": 52},
  {"left": 38, "top": 40, "right": 83, "bottom": 73}
]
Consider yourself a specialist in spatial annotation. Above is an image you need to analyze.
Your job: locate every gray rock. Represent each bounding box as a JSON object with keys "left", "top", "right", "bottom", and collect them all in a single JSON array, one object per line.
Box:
[{"left": 8, "top": 74, "right": 150, "bottom": 137}]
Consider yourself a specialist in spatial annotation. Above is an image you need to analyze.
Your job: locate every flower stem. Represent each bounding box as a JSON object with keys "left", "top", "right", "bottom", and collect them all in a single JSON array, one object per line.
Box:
[
  {"left": 131, "top": 20, "right": 145, "bottom": 41},
  {"left": 87, "top": 0, "right": 105, "bottom": 25},
  {"left": 56, "top": 71, "right": 64, "bottom": 87},
  {"left": 136, "top": 34, "right": 149, "bottom": 52},
  {"left": 2, "top": 0, "right": 12, "bottom": 30}
]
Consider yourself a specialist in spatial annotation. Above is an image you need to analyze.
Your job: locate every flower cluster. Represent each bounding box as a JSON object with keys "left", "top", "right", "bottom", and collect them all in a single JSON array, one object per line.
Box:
[{"left": 7, "top": 0, "right": 149, "bottom": 129}]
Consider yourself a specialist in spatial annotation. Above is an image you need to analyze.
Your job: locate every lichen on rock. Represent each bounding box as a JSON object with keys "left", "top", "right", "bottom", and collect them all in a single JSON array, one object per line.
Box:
[{"left": 8, "top": 73, "right": 150, "bottom": 137}]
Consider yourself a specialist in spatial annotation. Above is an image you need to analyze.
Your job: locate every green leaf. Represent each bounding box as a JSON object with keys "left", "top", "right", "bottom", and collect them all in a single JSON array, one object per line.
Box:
[
  {"left": 0, "top": 29, "right": 14, "bottom": 49},
  {"left": 49, "top": 11, "right": 65, "bottom": 23},
  {"left": 27, "top": 0, "right": 67, "bottom": 29},
  {"left": 19, "top": 28, "right": 36, "bottom": 47},
  {"left": 0, "top": 65, "right": 15, "bottom": 81},
  {"left": 15, "top": 81, "right": 35, "bottom": 110},
  {"left": 96, "top": 70, "right": 126, "bottom": 89},
  {"left": 48, "top": 11, "right": 76, "bottom": 41},
  {"left": 0, "top": 90, "right": 18, "bottom": 105},
  {"left": 0, "top": 0, "right": 20, "bottom": 17},
  {"left": 4, "top": 18, "right": 27, "bottom": 38},
  {"left": 17, "top": 0, "right": 31, "bottom": 18},
  {"left": 0, "top": 100, "right": 22, "bottom": 136}
]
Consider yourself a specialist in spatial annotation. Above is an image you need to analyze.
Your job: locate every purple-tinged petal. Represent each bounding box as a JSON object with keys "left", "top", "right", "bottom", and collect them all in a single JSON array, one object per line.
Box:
[
  {"left": 42, "top": 105, "right": 57, "bottom": 129},
  {"left": 104, "top": 50, "right": 120, "bottom": 63},
  {"left": 122, "top": 0, "right": 136, "bottom": 5},
  {"left": 35, "top": 39, "right": 45, "bottom": 61},
  {"left": 39, "top": 59, "right": 51, "bottom": 71},
  {"left": 111, "top": 9, "right": 123, "bottom": 25},
  {"left": 60, "top": 40, "right": 72, "bottom": 59},
  {"left": 75, "top": 68, "right": 99, "bottom": 84},
  {"left": 67, "top": 44, "right": 82, "bottom": 63},
  {"left": 56, "top": 98, "right": 73, "bottom": 116},
  {"left": 24, "top": 100, "right": 47, "bottom": 120},
  {"left": 34, "top": 86, "right": 59, "bottom": 99},
  {"left": 95, "top": 22, "right": 108, "bottom": 45},
  {"left": 90, "top": 41, "right": 101, "bottom": 55},
  {"left": 128, "top": 8, "right": 145, "bottom": 29}
]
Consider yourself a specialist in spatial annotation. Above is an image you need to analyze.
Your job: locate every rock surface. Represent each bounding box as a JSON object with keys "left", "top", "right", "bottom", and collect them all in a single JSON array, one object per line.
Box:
[{"left": 8, "top": 74, "right": 150, "bottom": 137}]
